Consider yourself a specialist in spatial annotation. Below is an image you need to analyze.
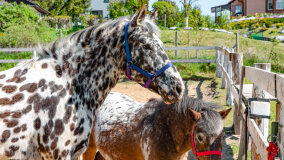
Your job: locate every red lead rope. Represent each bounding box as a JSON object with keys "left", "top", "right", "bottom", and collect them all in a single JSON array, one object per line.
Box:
[{"left": 267, "top": 142, "right": 278, "bottom": 160}]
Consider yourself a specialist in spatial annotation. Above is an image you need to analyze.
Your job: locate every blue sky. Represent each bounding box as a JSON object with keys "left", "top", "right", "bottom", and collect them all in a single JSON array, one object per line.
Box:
[{"left": 148, "top": 0, "right": 230, "bottom": 17}]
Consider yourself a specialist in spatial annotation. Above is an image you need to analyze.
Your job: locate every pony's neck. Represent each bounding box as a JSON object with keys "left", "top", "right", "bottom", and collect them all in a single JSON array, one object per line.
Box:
[
  {"left": 40, "top": 20, "right": 128, "bottom": 112},
  {"left": 160, "top": 106, "right": 195, "bottom": 157}
]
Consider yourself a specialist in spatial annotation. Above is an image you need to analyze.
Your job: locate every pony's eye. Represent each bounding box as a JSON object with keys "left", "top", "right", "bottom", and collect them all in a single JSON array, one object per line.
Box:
[{"left": 197, "top": 134, "right": 204, "bottom": 143}]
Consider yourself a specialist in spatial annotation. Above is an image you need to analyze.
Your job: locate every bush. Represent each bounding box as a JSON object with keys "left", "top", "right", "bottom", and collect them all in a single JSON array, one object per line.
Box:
[
  {"left": 260, "top": 28, "right": 269, "bottom": 32},
  {"left": 79, "top": 14, "right": 98, "bottom": 27},
  {"left": 275, "top": 23, "right": 284, "bottom": 28},
  {"left": 270, "top": 29, "right": 277, "bottom": 34},
  {"left": 0, "top": 2, "right": 39, "bottom": 31},
  {"left": 44, "top": 16, "right": 71, "bottom": 28},
  {"left": 153, "top": 1, "right": 182, "bottom": 28},
  {"left": 108, "top": 0, "right": 140, "bottom": 19},
  {"left": 0, "top": 3, "right": 63, "bottom": 47}
]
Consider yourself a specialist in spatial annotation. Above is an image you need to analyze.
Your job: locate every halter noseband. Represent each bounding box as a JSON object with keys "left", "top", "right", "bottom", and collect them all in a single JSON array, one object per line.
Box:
[
  {"left": 124, "top": 21, "right": 173, "bottom": 88},
  {"left": 191, "top": 124, "right": 222, "bottom": 159}
]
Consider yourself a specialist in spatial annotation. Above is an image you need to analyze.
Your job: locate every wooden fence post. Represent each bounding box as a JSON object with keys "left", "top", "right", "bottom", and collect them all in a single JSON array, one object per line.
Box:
[
  {"left": 216, "top": 49, "right": 222, "bottom": 78},
  {"left": 33, "top": 50, "right": 37, "bottom": 59},
  {"left": 276, "top": 74, "right": 284, "bottom": 159},
  {"left": 236, "top": 32, "right": 239, "bottom": 54},
  {"left": 226, "top": 61, "right": 233, "bottom": 106},
  {"left": 59, "top": 29, "right": 62, "bottom": 40},
  {"left": 175, "top": 31, "right": 178, "bottom": 56},
  {"left": 237, "top": 66, "right": 246, "bottom": 160},
  {"left": 231, "top": 53, "right": 243, "bottom": 135},
  {"left": 221, "top": 50, "right": 227, "bottom": 89},
  {"left": 8, "top": 32, "right": 11, "bottom": 49},
  {"left": 251, "top": 63, "right": 271, "bottom": 160},
  {"left": 279, "top": 102, "right": 284, "bottom": 159},
  {"left": 164, "top": 14, "right": 166, "bottom": 28}
]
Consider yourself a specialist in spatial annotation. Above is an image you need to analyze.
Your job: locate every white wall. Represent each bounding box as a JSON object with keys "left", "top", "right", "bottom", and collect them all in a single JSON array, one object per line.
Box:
[{"left": 89, "top": 0, "right": 110, "bottom": 18}]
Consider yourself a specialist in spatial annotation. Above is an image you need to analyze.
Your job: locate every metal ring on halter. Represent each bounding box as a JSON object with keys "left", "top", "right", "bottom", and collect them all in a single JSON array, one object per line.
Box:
[
  {"left": 127, "top": 61, "right": 133, "bottom": 67},
  {"left": 150, "top": 74, "right": 156, "bottom": 81}
]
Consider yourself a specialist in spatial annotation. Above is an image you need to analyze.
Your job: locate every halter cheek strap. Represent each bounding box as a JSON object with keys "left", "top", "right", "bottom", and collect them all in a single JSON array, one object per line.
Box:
[
  {"left": 124, "top": 21, "right": 173, "bottom": 88},
  {"left": 191, "top": 125, "right": 222, "bottom": 159}
]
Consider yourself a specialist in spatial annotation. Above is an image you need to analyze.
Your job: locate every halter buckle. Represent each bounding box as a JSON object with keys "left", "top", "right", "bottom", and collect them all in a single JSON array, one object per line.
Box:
[
  {"left": 127, "top": 61, "right": 133, "bottom": 67},
  {"left": 151, "top": 74, "right": 156, "bottom": 81}
]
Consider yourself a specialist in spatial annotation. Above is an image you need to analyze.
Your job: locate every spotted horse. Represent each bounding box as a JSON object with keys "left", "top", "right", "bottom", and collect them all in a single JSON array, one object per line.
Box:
[{"left": 0, "top": 5, "right": 184, "bottom": 160}]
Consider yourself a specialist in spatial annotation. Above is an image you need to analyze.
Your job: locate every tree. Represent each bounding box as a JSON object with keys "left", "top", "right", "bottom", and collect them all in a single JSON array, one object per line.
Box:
[
  {"left": 152, "top": 1, "right": 182, "bottom": 27},
  {"left": 108, "top": 0, "right": 145, "bottom": 19},
  {"left": 180, "top": 0, "right": 198, "bottom": 28},
  {"left": 35, "top": 0, "right": 90, "bottom": 21}
]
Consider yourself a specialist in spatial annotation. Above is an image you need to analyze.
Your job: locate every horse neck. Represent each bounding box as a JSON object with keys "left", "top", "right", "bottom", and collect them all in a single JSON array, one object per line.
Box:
[
  {"left": 40, "top": 20, "right": 128, "bottom": 112},
  {"left": 158, "top": 106, "right": 195, "bottom": 156}
]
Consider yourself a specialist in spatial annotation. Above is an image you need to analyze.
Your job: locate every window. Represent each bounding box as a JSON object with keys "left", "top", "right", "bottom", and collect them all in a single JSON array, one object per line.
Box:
[
  {"left": 276, "top": 0, "right": 284, "bottom": 9},
  {"left": 104, "top": 0, "right": 109, "bottom": 3},
  {"left": 91, "top": 10, "right": 103, "bottom": 18},
  {"left": 235, "top": 5, "right": 242, "bottom": 14},
  {"left": 268, "top": 0, "right": 273, "bottom": 10}
]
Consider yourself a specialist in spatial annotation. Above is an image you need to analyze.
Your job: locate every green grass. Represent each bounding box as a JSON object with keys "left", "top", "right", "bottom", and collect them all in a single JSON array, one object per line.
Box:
[
  {"left": 161, "top": 29, "right": 284, "bottom": 73},
  {"left": 0, "top": 52, "right": 32, "bottom": 71}
]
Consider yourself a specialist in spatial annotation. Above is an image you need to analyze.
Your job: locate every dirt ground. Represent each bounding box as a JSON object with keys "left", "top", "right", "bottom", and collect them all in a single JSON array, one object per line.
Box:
[{"left": 111, "top": 80, "right": 240, "bottom": 160}]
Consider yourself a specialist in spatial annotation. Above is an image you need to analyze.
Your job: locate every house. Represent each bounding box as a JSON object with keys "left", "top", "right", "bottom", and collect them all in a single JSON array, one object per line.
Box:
[
  {"left": 89, "top": 0, "right": 111, "bottom": 19},
  {"left": 229, "top": 0, "right": 284, "bottom": 16},
  {"left": 5, "top": 0, "right": 49, "bottom": 17},
  {"left": 89, "top": 0, "right": 130, "bottom": 19}
]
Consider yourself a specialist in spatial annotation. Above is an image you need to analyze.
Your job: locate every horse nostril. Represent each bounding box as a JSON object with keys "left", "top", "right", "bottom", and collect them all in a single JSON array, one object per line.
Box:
[{"left": 175, "top": 85, "right": 182, "bottom": 95}]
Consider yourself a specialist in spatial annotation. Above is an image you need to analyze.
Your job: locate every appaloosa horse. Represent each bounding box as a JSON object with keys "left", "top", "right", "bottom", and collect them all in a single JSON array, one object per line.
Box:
[
  {"left": 83, "top": 92, "right": 231, "bottom": 160},
  {"left": 0, "top": 5, "right": 184, "bottom": 159}
]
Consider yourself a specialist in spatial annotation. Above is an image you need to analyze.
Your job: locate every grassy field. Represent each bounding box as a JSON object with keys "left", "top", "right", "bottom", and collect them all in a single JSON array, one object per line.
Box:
[{"left": 161, "top": 29, "right": 284, "bottom": 73}]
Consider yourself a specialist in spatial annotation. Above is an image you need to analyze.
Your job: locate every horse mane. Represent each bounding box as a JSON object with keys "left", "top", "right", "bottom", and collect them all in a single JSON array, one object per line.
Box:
[
  {"left": 36, "top": 14, "right": 160, "bottom": 60},
  {"left": 173, "top": 95, "right": 221, "bottom": 114}
]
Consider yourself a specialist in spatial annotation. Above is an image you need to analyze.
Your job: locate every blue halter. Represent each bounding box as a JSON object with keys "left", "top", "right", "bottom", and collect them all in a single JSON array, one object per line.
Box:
[{"left": 124, "top": 21, "right": 173, "bottom": 88}]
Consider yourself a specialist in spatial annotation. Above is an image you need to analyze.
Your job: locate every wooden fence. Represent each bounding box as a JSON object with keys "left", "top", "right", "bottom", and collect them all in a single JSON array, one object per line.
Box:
[
  {"left": 0, "top": 41, "right": 283, "bottom": 160},
  {"left": 216, "top": 46, "right": 284, "bottom": 160}
]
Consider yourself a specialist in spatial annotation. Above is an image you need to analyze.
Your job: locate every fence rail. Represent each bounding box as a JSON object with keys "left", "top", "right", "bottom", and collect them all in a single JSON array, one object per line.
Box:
[{"left": 0, "top": 47, "right": 218, "bottom": 64}]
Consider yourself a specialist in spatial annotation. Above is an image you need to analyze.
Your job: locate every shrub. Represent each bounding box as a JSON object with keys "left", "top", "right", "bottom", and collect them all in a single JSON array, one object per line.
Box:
[
  {"left": 0, "top": 2, "right": 39, "bottom": 31},
  {"left": 153, "top": 1, "right": 182, "bottom": 28},
  {"left": 270, "top": 29, "right": 277, "bottom": 34},
  {"left": 44, "top": 16, "right": 71, "bottom": 28},
  {"left": 260, "top": 28, "right": 269, "bottom": 32},
  {"left": 0, "top": 3, "right": 62, "bottom": 47},
  {"left": 79, "top": 14, "right": 98, "bottom": 27},
  {"left": 275, "top": 23, "right": 284, "bottom": 28}
]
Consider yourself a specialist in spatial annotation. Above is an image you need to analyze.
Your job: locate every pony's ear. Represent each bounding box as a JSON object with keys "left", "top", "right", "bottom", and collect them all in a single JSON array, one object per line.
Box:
[
  {"left": 132, "top": 4, "right": 148, "bottom": 27},
  {"left": 151, "top": 8, "right": 158, "bottom": 22},
  {"left": 188, "top": 108, "right": 201, "bottom": 121},
  {"left": 218, "top": 108, "right": 232, "bottom": 119}
]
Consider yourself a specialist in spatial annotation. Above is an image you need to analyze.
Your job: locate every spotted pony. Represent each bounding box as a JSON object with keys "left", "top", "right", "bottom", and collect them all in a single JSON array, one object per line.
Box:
[{"left": 0, "top": 5, "right": 184, "bottom": 160}]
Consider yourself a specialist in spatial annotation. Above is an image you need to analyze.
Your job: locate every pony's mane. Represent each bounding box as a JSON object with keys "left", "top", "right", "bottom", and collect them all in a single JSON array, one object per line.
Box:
[
  {"left": 173, "top": 95, "right": 220, "bottom": 114},
  {"left": 37, "top": 15, "right": 160, "bottom": 59}
]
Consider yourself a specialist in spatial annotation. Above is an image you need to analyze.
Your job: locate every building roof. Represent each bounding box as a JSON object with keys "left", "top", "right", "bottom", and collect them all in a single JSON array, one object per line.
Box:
[
  {"left": 228, "top": 0, "right": 244, "bottom": 4},
  {"left": 6, "top": 0, "right": 49, "bottom": 14}
]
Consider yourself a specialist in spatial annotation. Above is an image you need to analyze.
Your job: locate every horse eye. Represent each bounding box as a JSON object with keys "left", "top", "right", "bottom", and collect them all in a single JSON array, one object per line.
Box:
[
  {"left": 197, "top": 135, "right": 204, "bottom": 142},
  {"left": 143, "top": 45, "right": 151, "bottom": 50}
]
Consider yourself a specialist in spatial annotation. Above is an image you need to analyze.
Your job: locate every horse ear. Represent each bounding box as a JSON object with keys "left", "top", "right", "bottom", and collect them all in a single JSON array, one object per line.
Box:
[
  {"left": 132, "top": 4, "right": 148, "bottom": 27},
  {"left": 188, "top": 108, "right": 201, "bottom": 121},
  {"left": 151, "top": 8, "right": 158, "bottom": 22},
  {"left": 218, "top": 108, "right": 232, "bottom": 119}
]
